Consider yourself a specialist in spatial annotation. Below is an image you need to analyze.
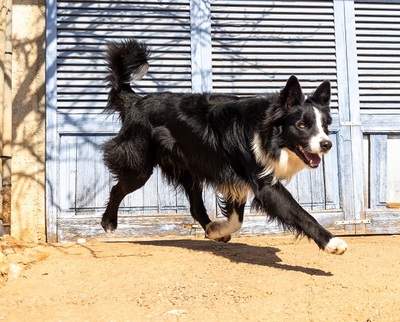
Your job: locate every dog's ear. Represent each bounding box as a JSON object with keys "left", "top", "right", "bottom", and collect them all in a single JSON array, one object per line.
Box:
[
  {"left": 311, "top": 80, "right": 331, "bottom": 109},
  {"left": 280, "top": 75, "right": 303, "bottom": 109}
]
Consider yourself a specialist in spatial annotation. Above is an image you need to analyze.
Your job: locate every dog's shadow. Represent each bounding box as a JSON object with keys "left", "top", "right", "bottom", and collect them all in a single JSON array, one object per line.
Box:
[{"left": 132, "top": 238, "right": 333, "bottom": 277}]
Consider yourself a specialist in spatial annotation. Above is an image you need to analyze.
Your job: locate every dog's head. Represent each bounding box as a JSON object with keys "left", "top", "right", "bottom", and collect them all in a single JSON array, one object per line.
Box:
[
  {"left": 278, "top": 75, "right": 332, "bottom": 169},
  {"left": 252, "top": 76, "right": 333, "bottom": 183}
]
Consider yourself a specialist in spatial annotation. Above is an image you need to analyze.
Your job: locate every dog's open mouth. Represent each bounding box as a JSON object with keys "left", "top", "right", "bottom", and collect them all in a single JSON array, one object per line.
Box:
[{"left": 293, "top": 146, "right": 321, "bottom": 168}]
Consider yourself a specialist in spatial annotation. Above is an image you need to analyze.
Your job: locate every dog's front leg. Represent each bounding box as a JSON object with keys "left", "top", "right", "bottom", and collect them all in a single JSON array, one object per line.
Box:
[{"left": 253, "top": 179, "right": 347, "bottom": 254}]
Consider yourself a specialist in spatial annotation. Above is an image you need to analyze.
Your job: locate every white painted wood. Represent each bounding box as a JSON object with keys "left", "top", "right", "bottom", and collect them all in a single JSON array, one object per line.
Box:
[
  {"left": 190, "top": 0, "right": 212, "bottom": 92},
  {"left": 333, "top": 0, "right": 365, "bottom": 231},
  {"left": 324, "top": 134, "right": 340, "bottom": 210},
  {"left": 142, "top": 168, "right": 159, "bottom": 213},
  {"left": 361, "top": 113, "right": 400, "bottom": 133},
  {"left": 59, "top": 136, "right": 77, "bottom": 211},
  {"left": 355, "top": 1, "right": 400, "bottom": 112},
  {"left": 210, "top": 0, "right": 339, "bottom": 107},
  {"left": 369, "top": 135, "right": 388, "bottom": 208},
  {"left": 366, "top": 210, "right": 400, "bottom": 235},
  {"left": 387, "top": 136, "right": 400, "bottom": 206},
  {"left": 75, "top": 136, "right": 98, "bottom": 209},
  {"left": 56, "top": 0, "right": 192, "bottom": 102},
  {"left": 46, "top": 0, "right": 400, "bottom": 241},
  {"left": 56, "top": 210, "right": 346, "bottom": 242},
  {"left": 45, "top": 0, "right": 59, "bottom": 242},
  {"left": 355, "top": 1, "right": 400, "bottom": 229}
]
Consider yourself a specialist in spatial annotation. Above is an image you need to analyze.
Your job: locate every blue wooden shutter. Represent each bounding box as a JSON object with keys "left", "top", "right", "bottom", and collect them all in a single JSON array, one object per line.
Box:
[
  {"left": 355, "top": 1, "right": 400, "bottom": 112},
  {"left": 57, "top": 0, "right": 192, "bottom": 110},
  {"left": 53, "top": 0, "right": 203, "bottom": 241},
  {"left": 210, "top": 1, "right": 338, "bottom": 107},
  {"left": 354, "top": 0, "right": 400, "bottom": 233},
  {"left": 47, "top": 0, "right": 349, "bottom": 241},
  {"left": 210, "top": 0, "right": 341, "bottom": 212}
]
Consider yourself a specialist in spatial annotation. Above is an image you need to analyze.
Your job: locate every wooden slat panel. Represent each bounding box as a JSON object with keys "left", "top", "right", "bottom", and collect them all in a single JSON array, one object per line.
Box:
[
  {"left": 56, "top": 210, "right": 346, "bottom": 242},
  {"left": 355, "top": 1, "right": 400, "bottom": 111},
  {"left": 94, "top": 136, "right": 113, "bottom": 211},
  {"left": 366, "top": 211, "right": 400, "bottom": 235},
  {"left": 293, "top": 171, "right": 315, "bottom": 211},
  {"left": 59, "top": 130, "right": 340, "bottom": 220},
  {"left": 347, "top": 1, "right": 400, "bottom": 234},
  {"left": 324, "top": 134, "right": 340, "bottom": 210},
  {"left": 119, "top": 186, "right": 146, "bottom": 212},
  {"left": 59, "top": 136, "right": 77, "bottom": 211},
  {"left": 75, "top": 136, "right": 106, "bottom": 209},
  {"left": 210, "top": 0, "right": 338, "bottom": 108},
  {"left": 56, "top": 0, "right": 192, "bottom": 109},
  {"left": 310, "top": 160, "right": 327, "bottom": 211},
  {"left": 361, "top": 112, "right": 400, "bottom": 133},
  {"left": 53, "top": 0, "right": 349, "bottom": 241},
  {"left": 210, "top": 0, "right": 333, "bottom": 8},
  {"left": 369, "top": 135, "right": 388, "bottom": 209},
  {"left": 157, "top": 175, "right": 183, "bottom": 213},
  {"left": 387, "top": 136, "right": 400, "bottom": 207},
  {"left": 59, "top": 134, "right": 207, "bottom": 216}
]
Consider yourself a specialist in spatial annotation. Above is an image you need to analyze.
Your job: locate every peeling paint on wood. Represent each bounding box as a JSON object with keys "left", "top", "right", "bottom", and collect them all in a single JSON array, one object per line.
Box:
[{"left": 57, "top": 211, "right": 346, "bottom": 243}]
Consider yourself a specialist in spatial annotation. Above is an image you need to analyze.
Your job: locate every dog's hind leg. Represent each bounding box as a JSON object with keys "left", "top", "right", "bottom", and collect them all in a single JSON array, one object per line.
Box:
[
  {"left": 102, "top": 127, "right": 154, "bottom": 233},
  {"left": 180, "top": 176, "right": 213, "bottom": 232},
  {"left": 180, "top": 175, "right": 244, "bottom": 243},
  {"left": 206, "top": 200, "right": 245, "bottom": 243},
  {"left": 101, "top": 169, "right": 152, "bottom": 233}
]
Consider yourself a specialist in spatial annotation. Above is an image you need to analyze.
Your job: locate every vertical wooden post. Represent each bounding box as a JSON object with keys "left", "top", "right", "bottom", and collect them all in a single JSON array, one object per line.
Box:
[
  {"left": 190, "top": 0, "right": 212, "bottom": 93},
  {"left": 45, "top": 0, "right": 58, "bottom": 242},
  {"left": 333, "top": 1, "right": 366, "bottom": 233}
]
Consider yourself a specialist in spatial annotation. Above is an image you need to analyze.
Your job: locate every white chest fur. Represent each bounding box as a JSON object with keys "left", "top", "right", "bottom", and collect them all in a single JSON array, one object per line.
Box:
[{"left": 252, "top": 134, "right": 306, "bottom": 184}]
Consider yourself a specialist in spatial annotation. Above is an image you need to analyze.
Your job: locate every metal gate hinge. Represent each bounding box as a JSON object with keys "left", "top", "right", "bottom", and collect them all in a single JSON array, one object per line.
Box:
[{"left": 335, "top": 219, "right": 371, "bottom": 225}]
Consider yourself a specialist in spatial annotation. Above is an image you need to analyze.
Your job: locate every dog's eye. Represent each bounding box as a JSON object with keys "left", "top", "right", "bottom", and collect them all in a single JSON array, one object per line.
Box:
[{"left": 298, "top": 122, "right": 307, "bottom": 129}]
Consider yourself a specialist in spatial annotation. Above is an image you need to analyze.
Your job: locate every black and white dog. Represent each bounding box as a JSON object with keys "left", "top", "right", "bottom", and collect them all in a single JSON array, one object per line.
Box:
[{"left": 101, "top": 39, "right": 347, "bottom": 255}]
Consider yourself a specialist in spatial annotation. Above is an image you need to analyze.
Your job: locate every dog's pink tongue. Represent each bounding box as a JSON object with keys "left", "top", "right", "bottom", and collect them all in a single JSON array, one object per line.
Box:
[{"left": 304, "top": 151, "right": 321, "bottom": 167}]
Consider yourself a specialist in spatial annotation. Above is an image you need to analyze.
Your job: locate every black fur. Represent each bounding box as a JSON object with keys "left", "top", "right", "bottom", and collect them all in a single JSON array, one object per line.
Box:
[{"left": 101, "top": 39, "right": 347, "bottom": 254}]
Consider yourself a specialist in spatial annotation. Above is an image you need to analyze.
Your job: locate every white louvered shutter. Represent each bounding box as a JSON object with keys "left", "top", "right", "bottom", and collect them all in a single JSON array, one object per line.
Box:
[
  {"left": 354, "top": 1, "right": 400, "bottom": 230},
  {"left": 210, "top": 0, "right": 338, "bottom": 109},
  {"left": 54, "top": 0, "right": 198, "bottom": 241},
  {"left": 210, "top": 0, "right": 340, "bottom": 212},
  {"left": 50, "top": 0, "right": 347, "bottom": 241},
  {"left": 354, "top": 1, "right": 400, "bottom": 111},
  {"left": 56, "top": 0, "right": 192, "bottom": 110}
]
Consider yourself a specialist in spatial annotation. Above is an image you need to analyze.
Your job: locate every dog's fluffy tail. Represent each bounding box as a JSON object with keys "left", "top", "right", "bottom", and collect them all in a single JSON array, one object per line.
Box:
[{"left": 105, "top": 39, "right": 150, "bottom": 117}]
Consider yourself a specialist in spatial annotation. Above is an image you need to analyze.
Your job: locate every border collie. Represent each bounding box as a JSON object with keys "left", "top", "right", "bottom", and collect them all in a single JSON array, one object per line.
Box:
[{"left": 101, "top": 39, "right": 347, "bottom": 255}]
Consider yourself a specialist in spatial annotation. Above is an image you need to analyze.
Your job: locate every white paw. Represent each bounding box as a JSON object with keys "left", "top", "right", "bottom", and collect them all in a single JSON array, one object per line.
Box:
[
  {"left": 206, "top": 222, "right": 226, "bottom": 240},
  {"left": 205, "top": 222, "right": 234, "bottom": 242},
  {"left": 205, "top": 215, "right": 242, "bottom": 241},
  {"left": 324, "top": 237, "right": 348, "bottom": 255}
]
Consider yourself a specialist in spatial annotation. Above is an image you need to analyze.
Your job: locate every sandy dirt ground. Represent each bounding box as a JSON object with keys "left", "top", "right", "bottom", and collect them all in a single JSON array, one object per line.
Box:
[{"left": 0, "top": 234, "right": 400, "bottom": 322}]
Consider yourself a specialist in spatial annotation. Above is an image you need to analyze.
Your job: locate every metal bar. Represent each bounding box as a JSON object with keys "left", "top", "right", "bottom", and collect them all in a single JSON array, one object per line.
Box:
[{"left": 335, "top": 219, "right": 371, "bottom": 225}]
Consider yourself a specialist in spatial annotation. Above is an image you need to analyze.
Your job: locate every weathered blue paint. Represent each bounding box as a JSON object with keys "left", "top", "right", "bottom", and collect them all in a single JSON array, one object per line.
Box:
[{"left": 45, "top": 0, "right": 400, "bottom": 241}]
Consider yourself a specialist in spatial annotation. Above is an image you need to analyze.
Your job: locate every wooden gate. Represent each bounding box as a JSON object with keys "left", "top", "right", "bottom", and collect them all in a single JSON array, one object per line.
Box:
[{"left": 46, "top": 0, "right": 400, "bottom": 242}]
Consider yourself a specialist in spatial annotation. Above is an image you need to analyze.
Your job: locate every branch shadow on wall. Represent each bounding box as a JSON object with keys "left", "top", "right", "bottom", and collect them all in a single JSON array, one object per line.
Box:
[
  {"left": 44, "top": 1, "right": 213, "bottom": 229},
  {"left": 10, "top": 1, "right": 335, "bottom": 241}
]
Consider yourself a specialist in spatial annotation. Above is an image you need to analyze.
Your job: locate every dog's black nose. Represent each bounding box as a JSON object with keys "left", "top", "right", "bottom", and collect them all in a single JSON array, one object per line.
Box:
[{"left": 320, "top": 140, "right": 332, "bottom": 152}]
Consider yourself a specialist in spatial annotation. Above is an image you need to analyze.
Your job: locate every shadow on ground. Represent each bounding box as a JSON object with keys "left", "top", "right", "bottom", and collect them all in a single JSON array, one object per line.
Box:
[{"left": 129, "top": 239, "right": 333, "bottom": 277}]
